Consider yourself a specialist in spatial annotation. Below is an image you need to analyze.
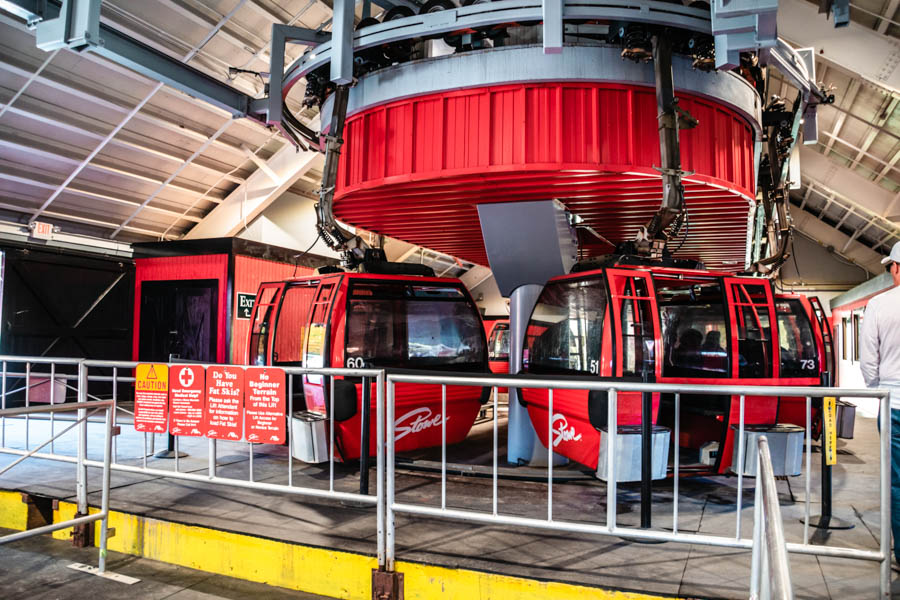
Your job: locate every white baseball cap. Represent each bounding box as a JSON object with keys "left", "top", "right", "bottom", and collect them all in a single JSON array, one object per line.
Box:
[{"left": 881, "top": 241, "right": 900, "bottom": 265}]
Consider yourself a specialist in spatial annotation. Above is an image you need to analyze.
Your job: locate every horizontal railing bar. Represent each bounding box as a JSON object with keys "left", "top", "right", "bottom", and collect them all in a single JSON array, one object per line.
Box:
[
  {"left": 0, "top": 513, "right": 106, "bottom": 545},
  {"left": 0, "top": 447, "right": 376, "bottom": 506},
  {"left": 0, "top": 400, "right": 112, "bottom": 417},
  {"left": 0, "top": 356, "right": 83, "bottom": 365},
  {"left": 391, "top": 503, "right": 884, "bottom": 562},
  {"left": 81, "top": 459, "right": 378, "bottom": 504},
  {"left": 82, "top": 360, "right": 382, "bottom": 378},
  {"left": 384, "top": 374, "right": 884, "bottom": 399}
]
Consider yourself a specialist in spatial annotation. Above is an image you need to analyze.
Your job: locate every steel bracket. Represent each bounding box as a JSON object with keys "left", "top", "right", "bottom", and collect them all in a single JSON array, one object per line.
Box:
[
  {"left": 71, "top": 512, "right": 94, "bottom": 548},
  {"left": 35, "top": 0, "right": 101, "bottom": 51},
  {"left": 372, "top": 569, "right": 404, "bottom": 600}
]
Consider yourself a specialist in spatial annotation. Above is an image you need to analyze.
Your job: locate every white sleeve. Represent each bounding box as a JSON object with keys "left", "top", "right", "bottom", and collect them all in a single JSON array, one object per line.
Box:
[{"left": 859, "top": 302, "right": 880, "bottom": 388}]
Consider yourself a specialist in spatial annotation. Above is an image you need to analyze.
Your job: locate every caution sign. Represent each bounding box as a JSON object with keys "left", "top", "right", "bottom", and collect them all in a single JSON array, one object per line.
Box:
[
  {"left": 245, "top": 367, "right": 286, "bottom": 444},
  {"left": 824, "top": 396, "right": 838, "bottom": 466},
  {"left": 135, "top": 363, "right": 169, "bottom": 433},
  {"left": 169, "top": 365, "right": 205, "bottom": 436},
  {"left": 205, "top": 366, "right": 245, "bottom": 441}
]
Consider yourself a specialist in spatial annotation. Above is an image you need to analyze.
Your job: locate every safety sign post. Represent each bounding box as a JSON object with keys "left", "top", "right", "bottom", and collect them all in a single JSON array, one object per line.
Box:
[
  {"left": 170, "top": 365, "right": 206, "bottom": 436},
  {"left": 246, "top": 367, "right": 286, "bottom": 444},
  {"left": 205, "top": 366, "right": 245, "bottom": 440},
  {"left": 135, "top": 363, "right": 169, "bottom": 433}
]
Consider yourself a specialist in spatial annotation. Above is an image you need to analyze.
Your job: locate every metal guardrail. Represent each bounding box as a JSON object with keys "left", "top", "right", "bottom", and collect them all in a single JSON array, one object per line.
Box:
[
  {"left": 751, "top": 435, "right": 794, "bottom": 600},
  {"left": 0, "top": 356, "right": 891, "bottom": 597},
  {"left": 384, "top": 372, "right": 892, "bottom": 598},
  {"left": 0, "top": 356, "right": 387, "bottom": 569},
  {"left": 0, "top": 395, "right": 116, "bottom": 573}
]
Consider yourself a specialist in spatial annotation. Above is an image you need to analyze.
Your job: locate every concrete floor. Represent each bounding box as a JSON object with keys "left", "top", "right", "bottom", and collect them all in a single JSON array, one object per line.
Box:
[
  {"left": 0, "top": 528, "right": 334, "bottom": 600},
  {"left": 0, "top": 408, "right": 896, "bottom": 599}
]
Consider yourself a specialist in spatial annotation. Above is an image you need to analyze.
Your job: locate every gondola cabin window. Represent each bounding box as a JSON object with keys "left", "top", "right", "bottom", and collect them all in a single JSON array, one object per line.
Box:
[
  {"left": 488, "top": 323, "right": 510, "bottom": 361},
  {"left": 775, "top": 299, "right": 819, "bottom": 377},
  {"left": 525, "top": 278, "right": 607, "bottom": 375},
  {"left": 345, "top": 283, "right": 485, "bottom": 369},
  {"left": 655, "top": 279, "right": 729, "bottom": 378}
]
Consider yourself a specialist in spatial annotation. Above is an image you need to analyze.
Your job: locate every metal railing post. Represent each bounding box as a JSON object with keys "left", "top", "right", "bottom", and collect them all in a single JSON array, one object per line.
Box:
[
  {"left": 360, "top": 376, "right": 371, "bottom": 495},
  {"left": 76, "top": 361, "right": 88, "bottom": 515},
  {"left": 386, "top": 377, "right": 396, "bottom": 571},
  {"left": 98, "top": 403, "right": 114, "bottom": 573},
  {"left": 750, "top": 443, "right": 762, "bottom": 598},
  {"left": 376, "top": 371, "right": 385, "bottom": 570},
  {"left": 880, "top": 390, "right": 891, "bottom": 599},
  {"left": 606, "top": 389, "right": 617, "bottom": 531}
]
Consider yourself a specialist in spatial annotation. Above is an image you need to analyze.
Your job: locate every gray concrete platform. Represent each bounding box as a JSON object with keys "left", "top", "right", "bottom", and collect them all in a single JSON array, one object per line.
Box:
[
  {"left": 0, "top": 409, "right": 895, "bottom": 599},
  {"left": 0, "top": 527, "right": 334, "bottom": 600}
]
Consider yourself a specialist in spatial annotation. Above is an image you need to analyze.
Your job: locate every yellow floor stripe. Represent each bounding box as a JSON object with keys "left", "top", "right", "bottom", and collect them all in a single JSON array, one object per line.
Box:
[{"left": 1, "top": 491, "right": 677, "bottom": 600}]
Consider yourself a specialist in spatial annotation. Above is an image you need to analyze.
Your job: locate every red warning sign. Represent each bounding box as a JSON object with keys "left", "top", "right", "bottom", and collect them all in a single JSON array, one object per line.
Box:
[
  {"left": 245, "top": 367, "right": 286, "bottom": 444},
  {"left": 205, "top": 366, "right": 244, "bottom": 441},
  {"left": 169, "top": 365, "right": 205, "bottom": 436},
  {"left": 135, "top": 363, "right": 169, "bottom": 433}
]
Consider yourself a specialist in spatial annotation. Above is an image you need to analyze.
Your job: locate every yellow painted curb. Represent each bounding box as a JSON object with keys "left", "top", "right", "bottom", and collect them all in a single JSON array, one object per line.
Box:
[
  {"left": 2, "top": 491, "right": 677, "bottom": 600},
  {"left": 0, "top": 490, "right": 28, "bottom": 531},
  {"left": 397, "top": 561, "right": 672, "bottom": 600}
]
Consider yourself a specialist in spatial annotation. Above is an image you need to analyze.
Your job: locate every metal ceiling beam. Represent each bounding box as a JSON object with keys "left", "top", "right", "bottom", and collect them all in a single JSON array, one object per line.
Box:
[
  {"left": 848, "top": 95, "right": 899, "bottom": 171},
  {"left": 30, "top": 2, "right": 245, "bottom": 225},
  {"left": 0, "top": 123, "right": 228, "bottom": 199},
  {"left": 791, "top": 206, "right": 885, "bottom": 274},
  {"left": 0, "top": 95, "right": 244, "bottom": 182},
  {"left": 0, "top": 53, "right": 250, "bottom": 159},
  {"left": 0, "top": 47, "right": 57, "bottom": 120},
  {"left": 799, "top": 179, "right": 899, "bottom": 244},
  {"left": 778, "top": 0, "right": 900, "bottom": 93},
  {"left": 183, "top": 144, "right": 322, "bottom": 239},
  {"left": 0, "top": 0, "right": 257, "bottom": 118},
  {"left": 873, "top": 144, "right": 900, "bottom": 184},
  {"left": 877, "top": 0, "right": 900, "bottom": 34},
  {"left": 0, "top": 169, "right": 203, "bottom": 222},
  {"left": 151, "top": 0, "right": 267, "bottom": 56},
  {"left": 798, "top": 145, "right": 897, "bottom": 216},
  {"left": 111, "top": 119, "right": 233, "bottom": 237},
  {"left": 0, "top": 194, "right": 174, "bottom": 238},
  {"left": 822, "top": 78, "right": 860, "bottom": 156}
]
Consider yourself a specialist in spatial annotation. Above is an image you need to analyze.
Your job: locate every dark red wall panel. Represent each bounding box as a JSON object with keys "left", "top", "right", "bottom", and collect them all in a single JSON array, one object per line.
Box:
[{"left": 133, "top": 255, "right": 228, "bottom": 363}]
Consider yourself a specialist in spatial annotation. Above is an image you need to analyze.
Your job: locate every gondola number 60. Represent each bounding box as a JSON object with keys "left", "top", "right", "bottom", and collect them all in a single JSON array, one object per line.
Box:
[{"left": 346, "top": 357, "right": 367, "bottom": 368}]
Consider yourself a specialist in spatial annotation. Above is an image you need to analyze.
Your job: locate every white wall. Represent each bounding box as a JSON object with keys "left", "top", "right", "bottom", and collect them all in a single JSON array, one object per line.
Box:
[
  {"left": 237, "top": 191, "right": 341, "bottom": 260},
  {"left": 471, "top": 275, "right": 508, "bottom": 317}
]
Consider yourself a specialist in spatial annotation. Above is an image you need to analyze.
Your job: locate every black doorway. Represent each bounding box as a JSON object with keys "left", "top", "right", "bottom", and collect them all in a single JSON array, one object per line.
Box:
[{"left": 139, "top": 280, "right": 218, "bottom": 363}]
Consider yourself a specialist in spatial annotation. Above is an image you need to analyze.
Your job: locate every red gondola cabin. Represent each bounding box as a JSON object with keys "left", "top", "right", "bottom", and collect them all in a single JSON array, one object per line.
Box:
[
  {"left": 521, "top": 262, "right": 832, "bottom": 476},
  {"left": 245, "top": 272, "right": 489, "bottom": 460}
]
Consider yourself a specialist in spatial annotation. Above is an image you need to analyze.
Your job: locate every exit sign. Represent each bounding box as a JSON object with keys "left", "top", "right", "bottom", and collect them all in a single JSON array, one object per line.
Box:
[
  {"left": 31, "top": 221, "right": 54, "bottom": 240},
  {"left": 236, "top": 293, "right": 256, "bottom": 320}
]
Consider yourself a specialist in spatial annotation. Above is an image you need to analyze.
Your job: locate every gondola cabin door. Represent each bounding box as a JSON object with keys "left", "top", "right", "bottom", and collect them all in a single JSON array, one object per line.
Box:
[
  {"left": 303, "top": 281, "right": 337, "bottom": 413},
  {"left": 606, "top": 269, "right": 662, "bottom": 424},
  {"left": 247, "top": 282, "right": 285, "bottom": 366},
  {"left": 720, "top": 278, "right": 779, "bottom": 470}
]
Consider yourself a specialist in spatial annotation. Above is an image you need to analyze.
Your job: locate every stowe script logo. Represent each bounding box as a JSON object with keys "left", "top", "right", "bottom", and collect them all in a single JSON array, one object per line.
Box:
[
  {"left": 394, "top": 407, "right": 447, "bottom": 441},
  {"left": 551, "top": 413, "right": 581, "bottom": 447}
]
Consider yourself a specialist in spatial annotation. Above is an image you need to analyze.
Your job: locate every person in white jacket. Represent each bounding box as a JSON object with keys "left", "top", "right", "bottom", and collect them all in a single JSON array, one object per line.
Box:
[{"left": 860, "top": 241, "right": 900, "bottom": 565}]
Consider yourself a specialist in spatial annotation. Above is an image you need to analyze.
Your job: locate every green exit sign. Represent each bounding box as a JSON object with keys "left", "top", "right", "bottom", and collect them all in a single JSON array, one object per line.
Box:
[{"left": 236, "top": 293, "right": 256, "bottom": 320}]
